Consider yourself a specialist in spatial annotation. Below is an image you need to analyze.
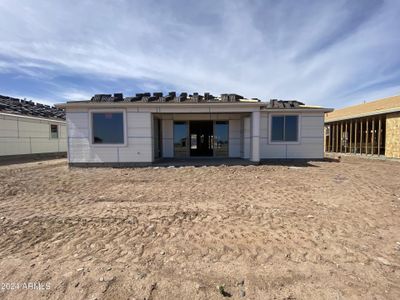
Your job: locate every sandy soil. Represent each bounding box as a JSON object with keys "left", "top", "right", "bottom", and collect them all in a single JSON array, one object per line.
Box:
[{"left": 0, "top": 157, "right": 399, "bottom": 300}]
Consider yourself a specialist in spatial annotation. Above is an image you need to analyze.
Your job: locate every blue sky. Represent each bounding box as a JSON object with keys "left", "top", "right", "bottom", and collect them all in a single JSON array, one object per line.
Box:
[{"left": 0, "top": 0, "right": 399, "bottom": 108}]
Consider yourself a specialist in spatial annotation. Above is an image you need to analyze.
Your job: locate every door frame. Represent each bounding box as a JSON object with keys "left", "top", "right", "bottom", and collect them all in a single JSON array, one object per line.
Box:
[
  {"left": 172, "top": 120, "right": 230, "bottom": 158},
  {"left": 189, "top": 120, "right": 214, "bottom": 157}
]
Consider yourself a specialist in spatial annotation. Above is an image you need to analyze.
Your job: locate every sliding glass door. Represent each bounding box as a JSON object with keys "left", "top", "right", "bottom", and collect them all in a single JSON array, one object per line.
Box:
[
  {"left": 173, "top": 120, "right": 229, "bottom": 158},
  {"left": 214, "top": 121, "right": 229, "bottom": 157},
  {"left": 173, "top": 121, "right": 188, "bottom": 157}
]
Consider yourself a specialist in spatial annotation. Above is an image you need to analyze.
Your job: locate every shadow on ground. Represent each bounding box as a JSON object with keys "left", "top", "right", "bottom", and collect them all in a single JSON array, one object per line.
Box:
[
  {"left": 0, "top": 153, "right": 67, "bottom": 166},
  {"left": 152, "top": 157, "right": 341, "bottom": 168},
  {"left": 260, "top": 157, "right": 340, "bottom": 167}
]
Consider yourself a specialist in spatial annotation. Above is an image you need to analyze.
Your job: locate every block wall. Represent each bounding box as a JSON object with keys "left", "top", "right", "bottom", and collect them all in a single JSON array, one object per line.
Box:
[{"left": 385, "top": 112, "right": 400, "bottom": 158}]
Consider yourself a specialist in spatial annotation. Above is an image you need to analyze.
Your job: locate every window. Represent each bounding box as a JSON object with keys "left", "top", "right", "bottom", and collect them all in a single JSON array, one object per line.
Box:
[
  {"left": 271, "top": 115, "right": 299, "bottom": 142},
  {"left": 173, "top": 121, "right": 188, "bottom": 157},
  {"left": 215, "top": 121, "right": 229, "bottom": 156},
  {"left": 92, "top": 112, "right": 124, "bottom": 144},
  {"left": 190, "top": 134, "right": 197, "bottom": 149},
  {"left": 50, "top": 124, "right": 59, "bottom": 139}
]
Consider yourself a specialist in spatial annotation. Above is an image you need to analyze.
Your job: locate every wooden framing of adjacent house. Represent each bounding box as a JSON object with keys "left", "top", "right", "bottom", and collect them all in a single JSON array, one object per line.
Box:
[{"left": 324, "top": 95, "right": 400, "bottom": 158}]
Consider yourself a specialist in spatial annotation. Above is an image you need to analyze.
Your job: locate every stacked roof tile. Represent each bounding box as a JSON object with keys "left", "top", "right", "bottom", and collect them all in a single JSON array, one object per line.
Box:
[
  {"left": 0, "top": 95, "right": 65, "bottom": 120},
  {"left": 265, "top": 99, "right": 305, "bottom": 108},
  {"left": 90, "top": 92, "right": 248, "bottom": 103},
  {"left": 89, "top": 92, "right": 305, "bottom": 108}
]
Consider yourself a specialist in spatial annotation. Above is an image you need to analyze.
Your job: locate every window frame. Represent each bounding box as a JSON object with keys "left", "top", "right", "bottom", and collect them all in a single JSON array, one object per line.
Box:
[
  {"left": 269, "top": 114, "right": 301, "bottom": 144},
  {"left": 214, "top": 120, "right": 229, "bottom": 157},
  {"left": 50, "top": 124, "right": 59, "bottom": 139},
  {"left": 173, "top": 121, "right": 189, "bottom": 157},
  {"left": 89, "top": 109, "right": 127, "bottom": 147}
]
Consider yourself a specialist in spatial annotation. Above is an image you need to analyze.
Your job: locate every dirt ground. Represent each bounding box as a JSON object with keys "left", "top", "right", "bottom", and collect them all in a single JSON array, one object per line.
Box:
[{"left": 0, "top": 157, "right": 399, "bottom": 300}]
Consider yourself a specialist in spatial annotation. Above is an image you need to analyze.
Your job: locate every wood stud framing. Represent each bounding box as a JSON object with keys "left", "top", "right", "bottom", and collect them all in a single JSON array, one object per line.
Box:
[
  {"left": 340, "top": 123, "right": 343, "bottom": 152},
  {"left": 354, "top": 121, "right": 358, "bottom": 154},
  {"left": 371, "top": 119, "right": 375, "bottom": 155},
  {"left": 360, "top": 120, "right": 363, "bottom": 155},
  {"left": 349, "top": 121, "right": 353, "bottom": 153},
  {"left": 326, "top": 115, "right": 386, "bottom": 156},
  {"left": 343, "top": 122, "right": 349, "bottom": 153},
  {"left": 365, "top": 118, "right": 368, "bottom": 154},
  {"left": 378, "top": 117, "right": 382, "bottom": 156}
]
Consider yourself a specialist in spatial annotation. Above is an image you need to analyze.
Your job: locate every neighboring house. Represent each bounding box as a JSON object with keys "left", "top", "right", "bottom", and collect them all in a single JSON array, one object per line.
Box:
[
  {"left": 57, "top": 92, "right": 332, "bottom": 166},
  {"left": 325, "top": 95, "right": 400, "bottom": 159},
  {"left": 0, "top": 95, "right": 67, "bottom": 157}
]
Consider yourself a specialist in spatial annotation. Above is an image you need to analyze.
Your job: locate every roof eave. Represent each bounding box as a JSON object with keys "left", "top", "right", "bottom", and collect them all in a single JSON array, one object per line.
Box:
[
  {"left": 0, "top": 112, "right": 66, "bottom": 123},
  {"left": 325, "top": 107, "right": 400, "bottom": 123},
  {"left": 56, "top": 101, "right": 265, "bottom": 109},
  {"left": 262, "top": 107, "right": 333, "bottom": 113},
  {"left": 56, "top": 102, "right": 333, "bottom": 113}
]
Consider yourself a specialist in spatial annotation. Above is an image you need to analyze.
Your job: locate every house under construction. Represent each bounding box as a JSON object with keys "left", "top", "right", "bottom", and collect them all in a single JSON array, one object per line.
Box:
[{"left": 325, "top": 95, "right": 400, "bottom": 158}]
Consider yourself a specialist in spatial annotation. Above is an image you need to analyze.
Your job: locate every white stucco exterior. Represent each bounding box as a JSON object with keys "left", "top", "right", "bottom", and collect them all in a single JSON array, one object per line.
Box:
[
  {"left": 0, "top": 112, "right": 67, "bottom": 157},
  {"left": 62, "top": 102, "right": 329, "bottom": 165},
  {"left": 260, "top": 112, "right": 325, "bottom": 159}
]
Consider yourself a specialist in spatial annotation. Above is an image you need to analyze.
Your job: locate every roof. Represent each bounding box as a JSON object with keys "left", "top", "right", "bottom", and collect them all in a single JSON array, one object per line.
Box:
[
  {"left": 90, "top": 92, "right": 251, "bottom": 103},
  {"left": 56, "top": 91, "right": 333, "bottom": 113},
  {"left": 0, "top": 95, "right": 65, "bottom": 120},
  {"left": 58, "top": 91, "right": 332, "bottom": 110},
  {"left": 325, "top": 95, "right": 400, "bottom": 122},
  {"left": 86, "top": 93, "right": 307, "bottom": 108}
]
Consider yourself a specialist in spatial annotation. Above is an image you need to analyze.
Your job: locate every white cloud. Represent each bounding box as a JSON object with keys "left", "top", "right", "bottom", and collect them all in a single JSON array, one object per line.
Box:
[{"left": 0, "top": 0, "right": 399, "bottom": 107}]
